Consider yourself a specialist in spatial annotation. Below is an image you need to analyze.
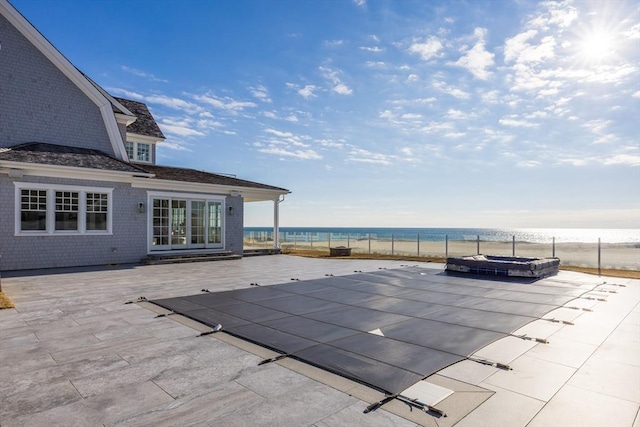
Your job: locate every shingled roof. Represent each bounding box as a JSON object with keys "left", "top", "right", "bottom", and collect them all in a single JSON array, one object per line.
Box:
[
  {"left": 0, "top": 143, "right": 289, "bottom": 192},
  {"left": 0, "top": 143, "right": 150, "bottom": 174},
  {"left": 141, "top": 164, "right": 289, "bottom": 192},
  {"left": 114, "top": 97, "right": 166, "bottom": 140}
]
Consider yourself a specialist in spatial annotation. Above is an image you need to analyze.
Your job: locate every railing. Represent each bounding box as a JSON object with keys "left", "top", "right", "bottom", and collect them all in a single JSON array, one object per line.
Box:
[{"left": 243, "top": 231, "right": 640, "bottom": 271}]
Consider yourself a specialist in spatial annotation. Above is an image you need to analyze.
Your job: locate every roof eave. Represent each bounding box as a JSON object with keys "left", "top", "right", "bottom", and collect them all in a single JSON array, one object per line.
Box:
[
  {"left": 0, "top": 160, "right": 154, "bottom": 181},
  {"left": 131, "top": 176, "right": 290, "bottom": 201}
]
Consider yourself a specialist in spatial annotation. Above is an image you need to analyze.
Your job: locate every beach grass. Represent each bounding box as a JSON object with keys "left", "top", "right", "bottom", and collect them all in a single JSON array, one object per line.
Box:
[
  {"left": 281, "top": 248, "right": 640, "bottom": 279},
  {"left": 0, "top": 291, "right": 15, "bottom": 309}
]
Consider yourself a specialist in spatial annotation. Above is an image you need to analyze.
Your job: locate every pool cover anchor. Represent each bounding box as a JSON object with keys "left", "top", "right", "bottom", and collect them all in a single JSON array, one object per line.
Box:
[
  {"left": 513, "top": 334, "right": 549, "bottom": 344},
  {"left": 469, "top": 357, "right": 512, "bottom": 371},
  {"left": 155, "top": 310, "right": 176, "bottom": 318},
  {"left": 198, "top": 324, "right": 223, "bottom": 336},
  {"left": 365, "top": 393, "right": 447, "bottom": 417},
  {"left": 124, "top": 296, "right": 147, "bottom": 304},
  {"left": 544, "top": 318, "right": 575, "bottom": 326},
  {"left": 257, "top": 353, "right": 290, "bottom": 366}
]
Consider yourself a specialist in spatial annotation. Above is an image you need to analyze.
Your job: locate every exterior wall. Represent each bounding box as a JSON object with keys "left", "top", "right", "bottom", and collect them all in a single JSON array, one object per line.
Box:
[
  {"left": 0, "top": 175, "right": 148, "bottom": 271},
  {"left": 0, "top": 14, "right": 114, "bottom": 154},
  {"left": 225, "top": 195, "right": 244, "bottom": 255}
]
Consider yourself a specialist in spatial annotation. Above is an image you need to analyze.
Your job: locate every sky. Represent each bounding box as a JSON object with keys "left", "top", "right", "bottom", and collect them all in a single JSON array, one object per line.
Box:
[{"left": 11, "top": 0, "right": 640, "bottom": 229}]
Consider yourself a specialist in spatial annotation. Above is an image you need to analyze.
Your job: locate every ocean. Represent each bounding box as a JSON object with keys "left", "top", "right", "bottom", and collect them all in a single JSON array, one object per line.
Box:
[{"left": 244, "top": 227, "right": 640, "bottom": 244}]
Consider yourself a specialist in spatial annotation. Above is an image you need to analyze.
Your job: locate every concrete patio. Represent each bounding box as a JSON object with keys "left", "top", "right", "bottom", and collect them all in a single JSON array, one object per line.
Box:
[{"left": 1, "top": 255, "right": 638, "bottom": 426}]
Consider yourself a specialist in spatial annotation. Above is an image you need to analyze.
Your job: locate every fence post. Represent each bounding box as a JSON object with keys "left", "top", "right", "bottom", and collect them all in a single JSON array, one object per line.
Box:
[
  {"left": 294, "top": 233, "right": 297, "bottom": 248},
  {"left": 309, "top": 232, "right": 312, "bottom": 248},
  {"left": 445, "top": 234, "right": 448, "bottom": 259},
  {"left": 417, "top": 234, "right": 420, "bottom": 257},
  {"left": 477, "top": 235, "right": 480, "bottom": 255},
  {"left": 328, "top": 232, "right": 331, "bottom": 249},
  {"left": 598, "top": 238, "right": 601, "bottom": 276},
  {"left": 512, "top": 235, "right": 515, "bottom": 256},
  {"left": 552, "top": 237, "right": 555, "bottom": 257},
  {"left": 392, "top": 234, "right": 394, "bottom": 255},
  {"left": 347, "top": 234, "right": 350, "bottom": 248},
  {"left": 368, "top": 233, "right": 371, "bottom": 254}
]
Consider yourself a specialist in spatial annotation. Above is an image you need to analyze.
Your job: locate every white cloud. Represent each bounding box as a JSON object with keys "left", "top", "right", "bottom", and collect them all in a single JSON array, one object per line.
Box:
[
  {"left": 408, "top": 36, "right": 443, "bottom": 60},
  {"left": 265, "top": 128, "right": 295, "bottom": 138},
  {"left": 159, "top": 140, "right": 191, "bottom": 151},
  {"left": 498, "top": 116, "right": 539, "bottom": 128},
  {"left": 450, "top": 27, "right": 494, "bottom": 80},
  {"left": 258, "top": 147, "right": 322, "bottom": 160},
  {"left": 298, "top": 85, "right": 318, "bottom": 99},
  {"left": 192, "top": 93, "right": 257, "bottom": 112},
  {"left": 324, "top": 40, "right": 345, "bottom": 47},
  {"left": 432, "top": 80, "right": 470, "bottom": 99},
  {"left": 347, "top": 147, "right": 394, "bottom": 165},
  {"left": 333, "top": 83, "right": 353, "bottom": 95},
  {"left": 320, "top": 66, "right": 353, "bottom": 95},
  {"left": 603, "top": 154, "right": 640, "bottom": 166},
  {"left": 360, "top": 46, "right": 384, "bottom": 52},
  {"left": 250, "top": 85, "right": 272, "bottom": 103},
  {"left": 121, "top": 66, "right": 168, "bottom": 83},
  {"left": 159, "top": 123, "right": 206, "bottom": 137},
  {"left": 353, "top": 0, "right": 366, "bottom": 6}
]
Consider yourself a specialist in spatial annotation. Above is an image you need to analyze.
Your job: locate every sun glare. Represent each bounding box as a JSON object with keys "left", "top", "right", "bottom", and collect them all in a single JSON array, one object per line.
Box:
[{"left": 579, "top": 29, "right": 615, "bottom": 62}]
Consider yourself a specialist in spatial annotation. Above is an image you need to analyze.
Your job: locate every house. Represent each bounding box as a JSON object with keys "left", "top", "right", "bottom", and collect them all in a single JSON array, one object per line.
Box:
[{"left": 0, "top": 0, "right": 290, "bottom": 271}]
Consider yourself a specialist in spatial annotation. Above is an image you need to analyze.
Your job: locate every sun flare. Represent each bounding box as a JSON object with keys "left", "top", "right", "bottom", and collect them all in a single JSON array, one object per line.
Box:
[{"left": 579, "top": 29, "right": 615, "bottom": 62}]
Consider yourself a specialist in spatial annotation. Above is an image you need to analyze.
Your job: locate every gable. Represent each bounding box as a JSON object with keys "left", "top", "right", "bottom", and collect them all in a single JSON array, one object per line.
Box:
[{"left": 0, "top": 2, "right": 127, "bottom": 159}]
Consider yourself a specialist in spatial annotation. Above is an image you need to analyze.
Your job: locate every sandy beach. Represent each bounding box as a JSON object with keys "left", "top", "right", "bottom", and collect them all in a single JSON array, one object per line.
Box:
[{"left": 263, "top": 238, "right": 640, "bottom": 270}]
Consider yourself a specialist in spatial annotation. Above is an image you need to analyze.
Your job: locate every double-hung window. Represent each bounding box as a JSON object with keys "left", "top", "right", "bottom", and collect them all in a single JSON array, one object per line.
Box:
[
  {"left": 136, "top": 143, "right": 150, "bottom": 162},
  {"left": 15, "top": 183, "right": 113, "bottom": 235},
  {"left": 125, "top": 140, "right": 152, "bottom": 163}
]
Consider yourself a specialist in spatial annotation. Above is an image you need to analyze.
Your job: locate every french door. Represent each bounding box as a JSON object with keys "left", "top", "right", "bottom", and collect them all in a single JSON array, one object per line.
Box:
[{"left": 151, "top": 197, "right": 223, "bottom": 251}]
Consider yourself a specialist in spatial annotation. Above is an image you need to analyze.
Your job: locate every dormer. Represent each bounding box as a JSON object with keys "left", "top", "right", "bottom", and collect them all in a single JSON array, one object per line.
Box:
[{"left": 113, "top": 97, "right": 166, "bottom": 165}]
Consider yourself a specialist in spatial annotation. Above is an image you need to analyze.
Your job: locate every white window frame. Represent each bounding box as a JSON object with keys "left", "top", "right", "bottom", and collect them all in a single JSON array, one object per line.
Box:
[
  {"left": 14, "top": 182, "right": 114, "bottom": 236},
  {"left": 136, "top": 142, "right": 150, "bottom": 162},
  {"left": 125, "top": 140, "right": 153, "bottom": 164},
  {"left": 125, "top": 141, "right": 134, "bottom": 160}
]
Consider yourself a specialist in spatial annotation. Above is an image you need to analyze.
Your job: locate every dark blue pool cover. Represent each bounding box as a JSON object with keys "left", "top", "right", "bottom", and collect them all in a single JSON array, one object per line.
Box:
[{"left": 150, "top": 266, "right": 588, "bottom": 395}]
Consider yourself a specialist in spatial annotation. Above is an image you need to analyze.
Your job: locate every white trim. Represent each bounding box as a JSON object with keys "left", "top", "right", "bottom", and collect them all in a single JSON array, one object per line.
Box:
[
  {"left": 0, "top": 161, "right": 153, "bottom": 182},
  {"left": 133, "top": 177, "right": 288, "bottom": 202},
  {"left": 0, "top": 0, "right": 128, "bottom": 161},
  {"left": 14, "top": 182, "right": 113, "bottom": 236},
  {"left": 126, "top": 133, "right": 164, "bottom": 144}
]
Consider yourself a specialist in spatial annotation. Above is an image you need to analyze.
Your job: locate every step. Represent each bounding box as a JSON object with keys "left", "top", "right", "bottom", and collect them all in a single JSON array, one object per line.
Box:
[{"left": 141, "top": 251, "right": 241, "bottom": 265}]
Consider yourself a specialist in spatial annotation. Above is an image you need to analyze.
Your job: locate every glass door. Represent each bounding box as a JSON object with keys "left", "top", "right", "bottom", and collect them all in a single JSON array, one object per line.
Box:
[
  {"left": 170, "top": 200, "right": 187, "bottom": 248},
  {"left": 151, "top": 197, "right": 224, "bottom": 251},
  {"left": 152, "top": 199, "right": 170, "bottom": 250},
  {"left": 207, "top": 201, "right": 222, "bottom": 248},
  {"left": 190, "top": 201, "right": 206, "bottom": 249}
]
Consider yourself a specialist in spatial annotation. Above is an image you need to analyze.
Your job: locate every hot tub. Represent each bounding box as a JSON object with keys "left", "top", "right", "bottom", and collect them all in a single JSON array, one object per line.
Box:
[{"left": 446, "top": 255, "right": 560, "bottom": 278}]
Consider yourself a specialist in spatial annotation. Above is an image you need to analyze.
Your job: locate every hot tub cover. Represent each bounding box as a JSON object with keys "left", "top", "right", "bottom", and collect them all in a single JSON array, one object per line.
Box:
[{"left": 446, "top": 255, "right": 560, "bottom": 278}]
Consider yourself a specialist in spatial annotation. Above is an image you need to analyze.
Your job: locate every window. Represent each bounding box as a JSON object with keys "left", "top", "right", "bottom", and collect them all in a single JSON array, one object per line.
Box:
[
  {"left": 55, "top": 191, "right": 79, "bottom": 231},
  {"left": 86, "top": 193, "right": 108, "bottom": 231},
  {"left": 15, "top": 184, "right": 113, "bottom": 235},
  {"left": 20, "top": 189, "right": 47, "bottom": 231},
  {"left": 125, "top": 141, "right": 134, "bottom": 160},
  {"left": 136, "top": 143, "right": 150, "bottom": 162},
  {"left": 125, "top": 141, "right": 152, "bottom": 163}
]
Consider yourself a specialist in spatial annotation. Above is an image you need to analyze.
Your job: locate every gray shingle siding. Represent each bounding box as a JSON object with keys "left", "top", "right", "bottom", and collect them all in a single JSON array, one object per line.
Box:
[
  {"left": 0, "top": 175, "right": 147, "bottom": 271},
  {"left": 0, "top": 14, "right": 113, "bottom": 154},
  {"left": 225, "top": 195, "right": 244, "bottom": 255}
]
